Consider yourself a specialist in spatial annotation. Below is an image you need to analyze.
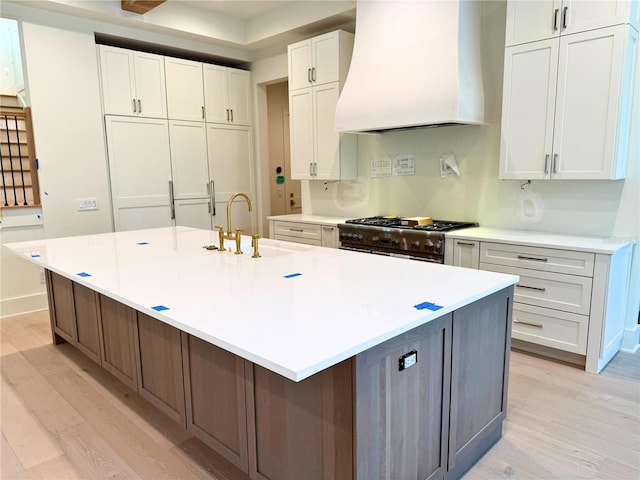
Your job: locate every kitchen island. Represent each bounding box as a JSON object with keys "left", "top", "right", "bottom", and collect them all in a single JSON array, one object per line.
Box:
[{"left": 5, "top": 226, "right": 518, "bottom": 480}]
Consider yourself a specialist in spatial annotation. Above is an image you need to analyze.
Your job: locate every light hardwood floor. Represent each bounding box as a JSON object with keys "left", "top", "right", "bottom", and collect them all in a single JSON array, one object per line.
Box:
[{"left": 1, "top": 310, "right": 638, "bottom": 479}]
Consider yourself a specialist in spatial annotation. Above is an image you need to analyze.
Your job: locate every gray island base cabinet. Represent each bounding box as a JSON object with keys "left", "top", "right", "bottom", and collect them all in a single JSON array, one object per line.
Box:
[{"left": 44, "top": 269, "right": 513, "bottom": 480}]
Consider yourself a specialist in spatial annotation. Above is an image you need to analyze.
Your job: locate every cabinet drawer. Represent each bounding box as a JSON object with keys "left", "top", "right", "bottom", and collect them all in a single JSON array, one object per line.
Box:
[
  {"left": 273, "top": 221, "right": 322, "bottom": 242},
  {"left": 274, "top": 234, "right": 321, "bottom": 246},
  {"left": 479, "top": 263, "right": 592, "bottom": 315},
  {"left": 512, "top": 303, "right": 588, "bottom": 355},
  {"left": 480, "top": 242, "right": 595, "bottom": 277}
]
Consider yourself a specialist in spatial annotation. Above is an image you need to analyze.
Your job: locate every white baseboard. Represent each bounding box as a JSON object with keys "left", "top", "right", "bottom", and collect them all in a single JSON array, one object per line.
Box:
[
  {"left": 0, "top": 292, "right": 48, "bottom": 318},
  {"left": 621, "top": 324, "right": 640, "bottom": 353}
]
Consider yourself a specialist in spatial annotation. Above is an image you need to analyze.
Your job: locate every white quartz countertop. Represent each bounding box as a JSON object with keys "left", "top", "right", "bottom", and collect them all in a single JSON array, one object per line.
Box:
[
  {"left": 267, "top": 214, "right": 350, "bottom": 225},
  {"left": 5, "top": 227, "right": 518, "bottom": 382},
  {"left": 445, "top": 227, "right": 636, "bottom": 255}
]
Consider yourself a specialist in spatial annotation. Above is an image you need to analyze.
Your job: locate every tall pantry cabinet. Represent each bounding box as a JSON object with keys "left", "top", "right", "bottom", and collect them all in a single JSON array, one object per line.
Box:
[
  {"left": 499, "top": 0, "right": 638, "bottom": 180},
  {"left": 98, "top": 45, "right": 254, "bottom": 232}
]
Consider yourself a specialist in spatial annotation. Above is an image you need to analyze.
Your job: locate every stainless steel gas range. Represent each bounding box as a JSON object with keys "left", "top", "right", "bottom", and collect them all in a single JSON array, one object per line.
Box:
[{"left": 338, "top": 216, "right": 478, "bottom": 263}]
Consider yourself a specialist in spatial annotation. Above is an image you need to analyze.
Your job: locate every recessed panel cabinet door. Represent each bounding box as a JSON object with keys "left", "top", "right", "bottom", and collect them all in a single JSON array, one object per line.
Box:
[
  {"left": 499, "top": 40, "right": 558, "bottom": 180},
  {"left": 505, "top": 0, "right": 560, "bottom": 46},
  {"left": 47, "top": 271, "right": 77, "bottom": 344},
  {"left": 553, "top": 26, "right": 628, "bottom": 179},
  {"left": 165, "top": 57, "right": 205, "bottom": 121},
  {"left": 227, "top": 68, "right": 251, "bottom": 126},
  {"left": 289, "top": 88, "right": 313, "bottom": 179},
  {"left": 99, "top": 294, "right": 138, "bottom": 391},
  {"left": 313, "top": 82, "right": 341, "bottom": 180},
  {"left": 132, "top": 51, "right": 167, "bottom": 118},
  {"left": 135, "top": 313, "right": 186, "bottom": 425},
  {"left": 99, "top": 46, "right": 137, "bottom": 116},
  {"left": 72, "top": 282, "right": 102, "bottom": 364},
  {"left": 168, "top": 120, "right": 209, "bottom": 200},
  {"left": 182, "top": 334, "right": 248, "bottom": 471},
  {"left": 288, "top": 40, "right": 313, "bottom": 91},
  {"left": 105, "top": 116, "right": 173, "bottom": 231}
]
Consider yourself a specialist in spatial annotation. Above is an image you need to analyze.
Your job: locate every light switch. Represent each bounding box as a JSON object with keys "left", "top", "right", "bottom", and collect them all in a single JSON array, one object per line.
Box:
[{"left": 76, "top": 198, "right": 98, "bottom": 211}]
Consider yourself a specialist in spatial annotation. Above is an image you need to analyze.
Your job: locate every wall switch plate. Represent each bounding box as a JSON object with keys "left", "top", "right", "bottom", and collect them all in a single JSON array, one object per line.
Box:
[
  {"left": 399, "top": 350, "right": 418, "bottom": 371},
  {"left": 77, "top": 198, "right": 98, "bottom": 211}
]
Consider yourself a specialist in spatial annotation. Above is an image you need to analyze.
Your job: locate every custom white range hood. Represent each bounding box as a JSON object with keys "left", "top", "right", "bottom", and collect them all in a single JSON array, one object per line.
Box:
[{"left": 335, "top": 0, "right": 486, "bottom": 133}]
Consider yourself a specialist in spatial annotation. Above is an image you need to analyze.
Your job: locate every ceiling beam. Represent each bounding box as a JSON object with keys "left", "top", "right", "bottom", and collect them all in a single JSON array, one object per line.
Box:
[{"left": 121, "top": 0, "right": 166, "bottom": 15}]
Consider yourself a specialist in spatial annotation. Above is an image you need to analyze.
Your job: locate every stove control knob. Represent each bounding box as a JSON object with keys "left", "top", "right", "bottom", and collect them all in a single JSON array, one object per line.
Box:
[
  {"left": 426, "top": 239, "right": 434, "bottom": 247},
  {"left": 411, "top": 241, "right": 420, "bottom": 249},
  {"left": 372, "top": 236, "right": 380, "bottom": 243},
  {"left": 436, "top": 240, "right": 443, "bottom": 252},
  {"left": 357, "top": 234, "right": 363, "bottom": 241}
]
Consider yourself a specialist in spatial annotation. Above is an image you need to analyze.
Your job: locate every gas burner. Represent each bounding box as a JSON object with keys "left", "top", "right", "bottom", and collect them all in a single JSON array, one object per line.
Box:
[
  {"left": 345, "top": 216, "right": 402, "bottom": 227},
  {"left": 413, "top": 221, "right": 479, "bottom": 232}
]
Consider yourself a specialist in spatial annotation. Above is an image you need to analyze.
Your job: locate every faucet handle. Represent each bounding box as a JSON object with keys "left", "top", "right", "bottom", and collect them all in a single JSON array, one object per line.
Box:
[
  {"left": 252, "top": 234, "right": 261, "bottom": 258},
  {"left": 214, "top": 225, "right": 225, "bottom": 251},
  {"left": 234, "top": 229, "right": 243, "bottom": 255}
]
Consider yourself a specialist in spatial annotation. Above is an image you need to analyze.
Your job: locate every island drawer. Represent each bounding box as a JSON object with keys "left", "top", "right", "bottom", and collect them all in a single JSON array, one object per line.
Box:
[
  {"left": 479, "top": 263, "right": 593, "bottom": 315},
  {"left": 272, "top": 221, "right": 322, "bottom": 243},
  {"left": 480, "top": 242, "right": 595, "bottom": 277},
  {"left": 512, "top": 303, "right": 588, "bottom": 355}
]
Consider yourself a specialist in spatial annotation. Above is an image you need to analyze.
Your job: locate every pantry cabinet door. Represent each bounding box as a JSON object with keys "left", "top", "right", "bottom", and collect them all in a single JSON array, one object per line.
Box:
[
  {"left": 105, "top": 116, "right": 173, "bottom": 231},
  {"left": 203, "top": 64, "right": 228, "bottom": 124},
  {"left": 227, "top": 68, "right": 251, "bottom": 126},
  {"left": 99, "top": 45, "right": 137, "bottom": 116},
  {"left": 168, "top": 120, "right": 210, "bottom": 200},
  {"left": 132, "top": 51, "right": 167, "bottom": 118},
  {"left": 289, "top": 88, "right": 313, "bottom": 179},
  {"left": 288, "top": 39, "right": 313, "bottom": 91},
  {"left": 165, "top": 57, "right": 205, "bottom": 121},
  {"left": 313, "top": 82, "right": 341, "bottom": 180}
]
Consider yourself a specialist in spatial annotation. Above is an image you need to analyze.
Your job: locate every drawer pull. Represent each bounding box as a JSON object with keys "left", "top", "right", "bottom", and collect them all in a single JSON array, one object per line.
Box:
[
  {"left": 456, "top": 241, "right": 475, "bottom": 246},
  {"left": 517, "top": 255, "right": 548, "bottom": 262},
  {"left": 517, "top": 283, "right": 546, "bottom": 292},
  {"left": 514, "top": 319, "right": 543, "bottom": 328},
  {"left": 289, "top": 228, "right": 304, "bottom": 232}
]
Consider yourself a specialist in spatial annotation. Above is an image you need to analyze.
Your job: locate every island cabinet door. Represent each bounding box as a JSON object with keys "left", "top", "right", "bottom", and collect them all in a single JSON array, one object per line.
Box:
[
  {"left": 446, "top": 287, "right": 513, "bottom": 480},
  {"left": 72, "top": 282, "right": 102, "bottom": 365},
  {"left": 181, "top": 334, "right": 249, "bottom": 472},
  {"left": 354, "top": 314, "right": 452, "bottom": 480},
  {"left": 98, "top": 294, "right": 138, "bottom": 391},
  {"left": 134, "top": 313, "right": 186, "bottom": 426},
  {"left": 46, "top": 271, "right": 77, "bottom": 345},
  {"left": 246, "top": 359, "right": 353, "bottom": 480}
]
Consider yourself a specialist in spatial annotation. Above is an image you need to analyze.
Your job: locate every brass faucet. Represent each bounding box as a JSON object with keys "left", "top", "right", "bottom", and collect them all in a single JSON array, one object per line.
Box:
[{"left": 225, "top": 192, "right": 252, "bottom": 239}]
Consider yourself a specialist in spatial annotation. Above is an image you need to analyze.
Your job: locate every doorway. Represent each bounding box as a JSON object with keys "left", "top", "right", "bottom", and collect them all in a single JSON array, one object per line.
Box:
[{"left": 266, "top": 82, "right": 301, "bottom": 216}]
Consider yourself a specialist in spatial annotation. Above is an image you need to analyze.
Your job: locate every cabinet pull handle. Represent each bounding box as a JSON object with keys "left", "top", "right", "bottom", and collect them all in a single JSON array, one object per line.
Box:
[
  {"left": 562, "top": 6, "right": 568, "bottom": 29},
  {"left": 230, "top": 109, "right": 234, "bottom": 122},
  {"left": 322, "top": 226, "right": 334, "bottom": 231},
  {"left": 456, "top": 241, "right": 475, "bottom": 246},
  {"left": 169, "top": 180, "right": 175, "bottom": 220},
  {"left": 516, "top": 283, "right": 546, "bottom": 292},
  {"left": 137, "top": 99, "right": 141, "bottom": 114},
  {"left": 309, "top": 162, "right": 313, "bottom": 176},
  {"left": 544, "top": 154, "right": 550, "bottom": 174},
  {"left": 553, "top": 153, "right": 559, "bottom": 174},
  {"left": 308, "top": 68, "right": 312, "bottom": 83},
  {"left": 553, "top": 8, "right": 559, "bottom": 31},
  {"left": 208, "top": 201, "right": 211, "bottom": 214},
  {"left": 289, "top": 228, "right": 304, "bottom": 232},
  {"left": 312, "top": 67, "right": 316, "bottom": 82},
  {"left": 313, "top": 162, "right": 317, "bottom": 176},
  {"left": 201, "top": 106, "right": 205, "bottom": 119},
  {"left": 210, "top": 180, "right": 216, "bottom": 216},
  {"left": 514, "top": 319, "right": 543, "bottom": 328},
  {"left": 226, "top": 109, "right": 230, "bottom": 121},
  {"left": 517, "top": 255, "right": 548, "bottom": 262},
  {"left": 132, "top": 98, "right": 137, "bottom": 113}
]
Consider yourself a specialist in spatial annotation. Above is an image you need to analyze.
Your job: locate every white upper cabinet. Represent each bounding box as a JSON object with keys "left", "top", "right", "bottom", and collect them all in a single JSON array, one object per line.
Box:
[
  {"left": 500, "top": 20, "right": 638, "bottom": 180},
  {"left": 505, "top": 0, "right": 638, "bottom": 46},
  {"left": 288, "top": 30, "right": 356, "bottom": 181},
  {"left": 203, "top": 65, "right": 252, "bottom": 125},
  {"left": 164, "top": 57, "right": 206, "bottom": 122},
  {"left": 288, "top": 30, "right": 353, "bottom": 91},
  {"left": 99, "top": 45, "right": 167, "bottom": 118}
]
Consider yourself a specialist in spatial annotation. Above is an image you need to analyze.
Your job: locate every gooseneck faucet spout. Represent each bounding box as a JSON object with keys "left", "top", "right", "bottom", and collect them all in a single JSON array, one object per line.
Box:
[{"left": 226, "top": 192, "right": 252, "bottom": 238}]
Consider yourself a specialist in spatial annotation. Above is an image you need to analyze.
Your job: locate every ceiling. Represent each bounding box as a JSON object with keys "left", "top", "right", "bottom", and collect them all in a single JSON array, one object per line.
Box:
[{"left": 4, "top": 0, "right": 356, "bottom": 62}]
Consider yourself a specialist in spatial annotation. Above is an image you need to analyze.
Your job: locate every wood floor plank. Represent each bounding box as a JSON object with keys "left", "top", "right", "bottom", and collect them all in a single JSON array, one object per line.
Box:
[
  {"left": 0, "top": 377, "right": 64, "bottom": 470},
  {"left": 23, "top": 454, "right": 84, "bottom": 480},
  {"left": 174, "top": 437, "right": 249, "bottom": 480},
  {"left": 1, "top": 433, "right": 26, "bottom": 480}
]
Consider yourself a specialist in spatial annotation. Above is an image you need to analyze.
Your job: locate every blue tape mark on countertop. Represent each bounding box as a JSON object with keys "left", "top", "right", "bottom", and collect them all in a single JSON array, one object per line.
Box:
[
  {"left": 151, "top": 305, "right": 169, "bottom": 311},
  {"left": 77, "top": 272, "right": 91, "bottom": 277},
  {"left": 137, "top": 242, "right": 149, "bottom": 245},
  {"left": 31, "top": 254, "right": 41, "bottom": 258},
  {"left": 414, "top": 301, "right": 442, "bottom": 311},
  {"left": 283, "top": 273, "right": 302, "bottom": 278}
]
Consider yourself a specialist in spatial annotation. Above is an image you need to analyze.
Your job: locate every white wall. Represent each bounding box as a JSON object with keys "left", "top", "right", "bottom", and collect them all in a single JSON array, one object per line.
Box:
[{"left": 305, "top": 1, "right": 640, "bottom": 347}]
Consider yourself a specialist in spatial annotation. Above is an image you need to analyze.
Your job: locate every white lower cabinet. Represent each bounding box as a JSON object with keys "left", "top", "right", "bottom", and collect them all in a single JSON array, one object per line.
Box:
[
  {"left": 445, "top": 233, "right": 634, "bottom": 373},
  {"left": 269, "top": 220, "right": 340, "bottom": 248}
]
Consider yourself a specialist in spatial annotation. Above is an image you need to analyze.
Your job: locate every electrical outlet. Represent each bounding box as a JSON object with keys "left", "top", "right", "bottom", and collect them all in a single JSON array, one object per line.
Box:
[
  {"left": 399, "top": 350, "right": 418, "bottom": 371},
  {"left": 77, "top": 198, "right": 98, "bottom": 211}
]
